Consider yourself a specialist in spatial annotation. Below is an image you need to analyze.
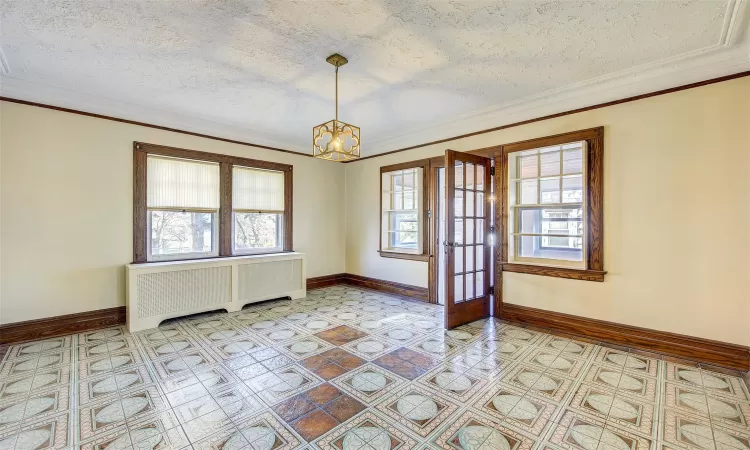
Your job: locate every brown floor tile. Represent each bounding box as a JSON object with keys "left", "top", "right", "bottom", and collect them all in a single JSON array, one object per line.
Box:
[
  {"left": 315, "top": 363, "right": 348, "bottom": 380},
  {"left": 305, "top": 383, "right": 343, "bottom": 406},
  {"left": 337, "top": 355, "right": 365, "bottom": 370},
  {"left": 273, "top": 394, "right": 317, "bottom": 422},
  {"left": 319, "top": 348, "right": 350, "bottom": 360},
  {"left": 302, "top": 355, "right": 329, "bottom": 370},
  {"left": 322, "top": 395, "right": 366, "bottom": 422},
  {"left": 291, "top": 409, "right": 339, "bottom": 441},
  {"left": 315, "top": 326, "right": 367, "bottom": 346},
  {"left": 379, "top": 361, "right": 427, "bottom": 380},
  {"left": 390, "top": 348, "right": 436, "bottom": 368}
]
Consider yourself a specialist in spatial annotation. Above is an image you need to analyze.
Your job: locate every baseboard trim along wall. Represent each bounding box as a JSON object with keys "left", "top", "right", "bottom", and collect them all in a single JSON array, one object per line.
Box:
[
  {"left": 0, "top": 306, "right": 126, "bottom": 345},
  {"left": 306, "top": 273, "right": 430, "bottom": 301},
  {"left": 501, "top": 303, "right": 750, "bottom": 371}
]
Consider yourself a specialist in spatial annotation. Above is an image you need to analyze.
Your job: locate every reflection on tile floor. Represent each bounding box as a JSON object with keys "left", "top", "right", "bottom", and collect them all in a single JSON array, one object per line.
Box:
[{"left": 1, "top": 285, "right": 749, "bottom": 450}]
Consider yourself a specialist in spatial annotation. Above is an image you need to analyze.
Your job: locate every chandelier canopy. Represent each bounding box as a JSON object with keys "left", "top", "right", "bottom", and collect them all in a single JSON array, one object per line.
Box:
[{"left": 313, "top": 54, "right": 360, "bottom": 162}]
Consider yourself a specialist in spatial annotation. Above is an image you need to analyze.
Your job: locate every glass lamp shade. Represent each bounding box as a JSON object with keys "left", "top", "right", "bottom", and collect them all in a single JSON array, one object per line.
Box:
[{"left": 312, "top": 119, "right": 360, "bottom": 161}]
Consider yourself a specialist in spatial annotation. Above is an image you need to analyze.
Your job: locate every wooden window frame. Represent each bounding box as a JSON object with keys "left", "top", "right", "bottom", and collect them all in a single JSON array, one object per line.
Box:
[
  {"left": 497, "top": 127, "right": 606, "bottom": 282},
  {"left": 379, "top": 159, "right": 430, "bottom": 262},
  {"left": 133, "top": 142, "right": 293, "bottom": 263}
]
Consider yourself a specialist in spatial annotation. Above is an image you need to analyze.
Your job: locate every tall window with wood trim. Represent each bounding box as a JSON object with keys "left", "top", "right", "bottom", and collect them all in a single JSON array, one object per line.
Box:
[
  {"left": 133, "top": 142, "right": 293, "bottom": 263},
  {"left": 500, "top": 127, "right": 605, "bottom": 281},
  {"left": 379, "top": 160, "right": 429, "bottom": 260}
]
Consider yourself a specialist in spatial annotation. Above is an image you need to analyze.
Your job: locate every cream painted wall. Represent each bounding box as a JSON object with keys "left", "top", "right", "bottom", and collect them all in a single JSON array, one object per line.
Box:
[
  {"left": 0, "top": 102, "right": 346, "bottom": 324},
  {"left": 345, "top": 77, "right": 750, "bottom": 346}
]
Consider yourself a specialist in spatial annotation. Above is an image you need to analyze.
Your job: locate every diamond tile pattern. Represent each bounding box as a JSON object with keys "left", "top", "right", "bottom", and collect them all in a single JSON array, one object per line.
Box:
[{"left": 1, "top": 285, "right": 749, "bottom": 450}]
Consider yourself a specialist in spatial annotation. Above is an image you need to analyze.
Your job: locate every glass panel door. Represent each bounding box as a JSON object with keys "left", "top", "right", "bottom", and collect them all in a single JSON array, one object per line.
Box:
[{"left": 444, "top": 150, "right": 492, "bottom": 328}]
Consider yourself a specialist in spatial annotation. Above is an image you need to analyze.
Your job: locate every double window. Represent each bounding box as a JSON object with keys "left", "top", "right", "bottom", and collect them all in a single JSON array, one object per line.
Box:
[
  {"left": 379, "top": 161, "right": 429, "bottom": 259},
  {"left": 134, "top": 143, "right": 292, "bottom": 263}
]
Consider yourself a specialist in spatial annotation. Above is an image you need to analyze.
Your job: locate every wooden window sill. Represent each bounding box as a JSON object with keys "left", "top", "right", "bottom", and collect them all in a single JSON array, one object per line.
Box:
[
  {"left": 501, "top": 263, "right": 606, "bottom": 282},
  {"left": 378, "top": 251, "right": 430, "bottom": 262}
]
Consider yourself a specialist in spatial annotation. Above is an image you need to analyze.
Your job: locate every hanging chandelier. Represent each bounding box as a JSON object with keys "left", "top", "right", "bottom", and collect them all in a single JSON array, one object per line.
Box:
[{"left": 312, "top": 54, "right": 360, "bottom": 161}]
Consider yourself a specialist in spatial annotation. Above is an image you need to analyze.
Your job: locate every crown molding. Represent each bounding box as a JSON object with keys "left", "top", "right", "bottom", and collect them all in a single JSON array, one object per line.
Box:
[{"left": 0, "top": 76, "right": 309, "bottom": 155}]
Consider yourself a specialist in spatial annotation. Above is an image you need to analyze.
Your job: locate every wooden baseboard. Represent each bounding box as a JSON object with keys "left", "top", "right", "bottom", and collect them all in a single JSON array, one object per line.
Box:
[
  {"left": 0, "top": 306, "right": 126, "bottom": 345},
  {"left": 307, "top": 273, "right": 429, "bottom": 302},
  {"left": 501, "top": 303, "right": 750, "bottom": 371}
]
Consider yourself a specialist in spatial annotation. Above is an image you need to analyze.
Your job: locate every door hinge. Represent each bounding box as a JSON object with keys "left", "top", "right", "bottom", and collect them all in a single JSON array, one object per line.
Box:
[
  {"left": 490, "top": 285, "right": 494, "bottom": 291},
  {"left": 427, "top": 209, "right": 432, "bottom": 218},
  {"left": 490, "top": 226, "right": 495, "bottom": 233},
  {"left": 490, "top": 166, "right": 496, "bottom": 176}
]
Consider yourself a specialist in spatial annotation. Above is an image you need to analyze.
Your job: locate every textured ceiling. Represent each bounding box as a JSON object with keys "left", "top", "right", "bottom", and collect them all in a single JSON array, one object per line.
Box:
[{"left": 0, "top": 0, "right": 747, "bottom": 155}]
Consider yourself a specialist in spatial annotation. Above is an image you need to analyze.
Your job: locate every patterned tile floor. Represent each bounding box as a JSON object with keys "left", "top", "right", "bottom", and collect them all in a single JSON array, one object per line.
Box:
[{"left": 1, "top": 285, "right": 749, "bottom": 450}]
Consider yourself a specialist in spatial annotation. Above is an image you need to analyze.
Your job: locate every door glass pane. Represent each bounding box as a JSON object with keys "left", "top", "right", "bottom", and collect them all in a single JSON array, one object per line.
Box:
[
  {"left": 519, "top": 155, "right": 538, "bottom": 178},
  {"left": 455, "top": 246, "right": 464, "bottom": 273},
  {"left": 476, "top": 271, "right": 485, "bottom": 296},
  {"left": 540, "top": 178, "right": 560, "bottom": 203},
  {"left": 466, "top": 219, "right": 475, "bottom": 245},
  {"left": 476, "top": 219, "right": 484, "bottom": 243},
  {"left": 476, "top": 192, "right": 484, "bottom": 217},
  {"left": 466, "top": 191, "right": 475, "bottom": 217},
  {"left": 519, "top": 180, "right": 537, "bottom": 204},
  {"left": 455, "top": 275, "right": 464, "bottom": 302},
  {"left": 477, "top": 165, "right": 485, "bottom": 190},
  {"left": 540, "top": 150, "right": 560, "bottom": 176},
  {"left": 455, "top": 162, "right": 464, "bottom": 188},
  {"left": 465, "top": 273, "right": 474, "bottom": 300},
  {"left": 455, "top": 219, "right": 464, "bottom": 244},
  {"left": 475, "top": 245, "right": 484, "bottom": 270},
  {"left": 466, "top": 245, "right": 474, "bottom": 272},
  {"left": 466, "top": 163, "right": 475, "bottom": 189},
  {"left": 454, "top": 190, "right": 464, "bottom": 217}
]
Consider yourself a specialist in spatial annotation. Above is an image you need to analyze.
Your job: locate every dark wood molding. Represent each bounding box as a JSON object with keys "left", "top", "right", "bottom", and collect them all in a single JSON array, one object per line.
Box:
[
  {"left": 133, "top": 141, "right": 293, "bottom": 263},
  {"left": 379, "top": 159, "right": 431, "bottom": 267},
  {"left": 342, "top": 273, "right": 429, "bottom": 302},
  {"left": 501, "top": 263, "right": 607, "bottom": 282},
  {"left": 306, "top": 273, "right": 348, "bottom": 290},
  {"left": 0, "top": 307, "right": 126, "bottom": 345},
  {"left": 0, "top": 96, "right": 307, "bottom": 158},
  {"left": 344, "top": 71, "right": 750, "bottom": 163},
  {"left": 501, "top": 303, "right": 750, "bottom": 371},
  {"left": 497, "top": 127, "right": 605, "bottom": 281}
]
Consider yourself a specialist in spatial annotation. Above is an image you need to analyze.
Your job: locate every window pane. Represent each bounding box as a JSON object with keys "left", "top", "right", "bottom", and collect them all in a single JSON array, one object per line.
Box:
[
  {"left": 466, "top": 163, "right": 475, "bottom": 190},
  {"left": 476, "top": 220, "right": 484, "bottom": 243},
  {"left": 563, "top": 148, "right": 583, "bottom": 174},
  {"left": 476, "top": 192, "right": 485, "bottom": 217},
  {"left": 455, "top": 219, "right": 464, "bottom": 244},
  {"left": 150, "top": 211, "right": 216, "bottom": 258},
  {"left": 476, "top": 271, "right": 485, "bottom": 297},
  {"left": 234, "top": 212, "right": 282, "bottom": 252},
  {"left": 518, "top": 207, "right": 583, "bottom": 236},
  {"left": 540, "top": 178, "right": 560, "bottom": 204},
  {"left": 477, "top": 165, "right": 485, "bottom": 190},
  {"left": 519, "top": 208, "right": 539, "bottom": 233},
  {"left": 519, "top": 155, "right": 538, "bottom": 178},
  {"left": 562, "top": 175, "right": 583, "bottom": 203},
  {"left": 466, "top": 191, "right": 475, "bottom": 217},
  {"left": 232, "top": 166, "right": 284, "bottom": 212},
  {"left": 404, "top": 191, "right": 415, "bottom": 209},
  {"left": 518, "top": 180, "right": 537, "bottom": 204},
  {"left": 540, "top": 150, "right": 560, "bottom": 176},
  {"left": 466, "top": 218, "right": 475, "bottom": 245},
  {"left": 393, "top": 173, "right": 403, "bottom": 191},
  {"left": 455, "top": 162, "right": 464, "bottom": 188},
  {"left": 466, "top": 245, "right": 474, "bottom": 272},
  {"left": 147, "top": 156, "right": 219, "bottom": 209},
  {"left": 391, "top": 192, "right": 403, "bottom": 209},
  {"left": 517, "top": 235, "right": 583, "bottom": 262},
  {"left": 391, "top": 231, "right": 418, "bottom": 248},
  {"left": 455, "top": 246, "right": 463, "bottom": 274}
]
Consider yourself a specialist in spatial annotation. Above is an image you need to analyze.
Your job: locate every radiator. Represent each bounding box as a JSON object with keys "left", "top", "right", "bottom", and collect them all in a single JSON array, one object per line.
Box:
[{"left": 125, "top": 252, "right": 305, "bottom": 332}]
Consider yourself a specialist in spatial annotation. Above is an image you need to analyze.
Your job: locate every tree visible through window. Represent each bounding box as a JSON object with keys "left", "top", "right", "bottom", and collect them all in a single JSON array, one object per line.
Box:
[{"left": 381, "top": 166, "right": 425, "bottom": 254}]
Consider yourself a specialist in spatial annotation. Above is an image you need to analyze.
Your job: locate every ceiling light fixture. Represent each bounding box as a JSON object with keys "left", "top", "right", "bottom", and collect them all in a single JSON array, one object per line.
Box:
[{"left": 312, "top": 53, "right": 360, "bottom": 161}]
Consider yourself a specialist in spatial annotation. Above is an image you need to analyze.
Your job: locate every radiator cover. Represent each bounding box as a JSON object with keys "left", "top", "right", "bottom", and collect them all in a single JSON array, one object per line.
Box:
[{"left": 126, "top": 252, "right": 305, "bottom": 331}]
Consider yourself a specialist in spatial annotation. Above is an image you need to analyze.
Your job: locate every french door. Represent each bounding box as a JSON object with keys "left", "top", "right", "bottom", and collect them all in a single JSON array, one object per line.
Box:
[{"left": 444, "top": 150, "right": 492, "bottom": 328}]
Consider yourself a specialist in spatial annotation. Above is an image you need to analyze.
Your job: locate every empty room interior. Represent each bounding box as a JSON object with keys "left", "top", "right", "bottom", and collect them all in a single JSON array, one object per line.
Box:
[{"left": 1, "top": 1, "right": 750, "bottom": 450}]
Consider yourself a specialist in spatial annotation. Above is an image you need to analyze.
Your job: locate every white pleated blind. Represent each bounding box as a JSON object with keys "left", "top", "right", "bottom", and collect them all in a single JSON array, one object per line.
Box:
[
  {"left": 232, "top": 167, "right": 285, "bottom": 212},
  {"left": 147, "top": 156, "right": 220, "bottom": 209}
]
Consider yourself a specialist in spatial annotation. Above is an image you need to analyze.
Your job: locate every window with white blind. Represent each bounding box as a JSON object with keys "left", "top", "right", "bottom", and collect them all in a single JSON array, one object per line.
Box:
[
  {"left": 508, "top": 141, "right": 586, "bottom": 268},
  {"left": 146, "top": 155, "right": 220, "bottom": 261},
  {"left": 232, "top": 166, "right": 285, "bottom": 254},
  {"left": 381, "top": 166, "right": 425, "bottom": 255},
  {"left": 134, "top": 142, "right": 293, "bottom": 263}
]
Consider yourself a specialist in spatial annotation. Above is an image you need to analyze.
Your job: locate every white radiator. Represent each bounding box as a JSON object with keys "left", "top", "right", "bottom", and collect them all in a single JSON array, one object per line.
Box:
[{"left": 125, "top": 252, "right": 305, "bottom": 332}]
